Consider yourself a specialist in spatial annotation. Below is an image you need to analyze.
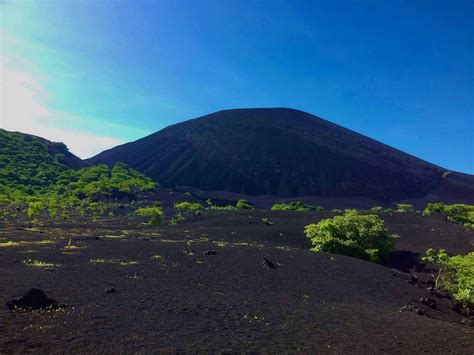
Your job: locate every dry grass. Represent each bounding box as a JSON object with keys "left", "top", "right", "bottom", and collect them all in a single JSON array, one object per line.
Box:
[
  {"left": 23, "top": 259, "right": 60, "bottom": 269},
  {"left": 89, "top": 258, "right": 139, "bottom": 266}
]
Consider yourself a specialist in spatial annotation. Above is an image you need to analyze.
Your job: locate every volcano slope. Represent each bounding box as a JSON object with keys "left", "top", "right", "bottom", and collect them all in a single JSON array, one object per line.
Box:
[
  {"left": 1, "top": 210, "right": 473, "bottom": 353},
  {"left": 88, "top": 108, "right": 454, "bottom": 202}
]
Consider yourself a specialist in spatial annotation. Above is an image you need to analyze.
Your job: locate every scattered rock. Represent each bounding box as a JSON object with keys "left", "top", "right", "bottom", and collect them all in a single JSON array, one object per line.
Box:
[
  {"left": 261, "top": 218, "right": 273, "bottom": 226},
  {"left": 399, "top": 305, "right": 427, "bottom": 316},
  {"left": 104, "top": 288, "right": 117, "bottom": 294},
  {"left": 425, "top": 279, "right": 435, "bottom": 287},
  {"left": 407, "top": 274, "right": 418, "bottom": 286},
  {"left": 261, "top": 257, "right": 276, "bottom": 269},
  {"left": 203, "top": 250, "right": 216, "bottom": 255},
  {"left": 419, "top": 298, "right": 437, "bottom": 308},
  {"left": 452, "top": 302, "right": 464, "bottom": 314},
  {"left": 182, "top": 248, "right": 194, "bottom": 256},
  {"left": 6, "top": 288, "right": 64, "bottom": 311},
  {"left": 452, "top": 303, "right": 473, "bottom": 317},
  {"left": 415, "top": 308, "right": 427, "bottom": 316},
  {"left": 428, "top": 287, "right": 448, "bottom": 298},
  {"left": 461, "top": 317, "right": 473, "bottom": 327}
]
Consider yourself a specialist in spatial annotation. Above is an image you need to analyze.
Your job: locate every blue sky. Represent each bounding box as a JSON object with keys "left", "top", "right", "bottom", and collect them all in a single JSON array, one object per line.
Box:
[{"left": 1, "top": 0, "right": 473, "bottom": 173}]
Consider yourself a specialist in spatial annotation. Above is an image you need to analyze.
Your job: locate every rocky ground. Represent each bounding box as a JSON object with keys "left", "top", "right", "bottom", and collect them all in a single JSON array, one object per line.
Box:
[{"left": 0, "top": 211, "right": 473, "bottom": 353}]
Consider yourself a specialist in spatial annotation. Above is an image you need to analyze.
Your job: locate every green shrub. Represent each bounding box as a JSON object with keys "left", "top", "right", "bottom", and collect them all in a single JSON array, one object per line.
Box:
[
  {"left": 369, "top": 206, "right": 384, "bottom": 213},
  {"left": 236, "top": 199, "right": 253, "bottom": 210},
  {"left": 169, "top": 212, "right": 185, "bottom": 225},
  {"left": 304, "top": 210, "right": 395, "bottom": 263},
  {"left": 395, "top": 203, "right": 414, "bottom": 212},
  {"left": 271, "top": 201, "right": 324, "bottom": 212},
  {"left": 422, "top": 203, "right": 474, "bottom": 228},
  {"left": 207, "top": 204, "right": 237, "bottom": 211},
  {"left": 27, "top": 201, "right": 44, "bottom": 222},
  {"left": 135, "top": 207, "right": 163, "bottom": 225},
  {"left": 422, "top": 249, "right": 473, "bottom": 306},
  {"left": 174, "top": 201, "right": 203, "bottom": 214},
  {"left": 422, "top": 202, "right": 446, "bottom": 216},
  {"left": 0, "top": 130, "right": 158, "bottom": 221}
]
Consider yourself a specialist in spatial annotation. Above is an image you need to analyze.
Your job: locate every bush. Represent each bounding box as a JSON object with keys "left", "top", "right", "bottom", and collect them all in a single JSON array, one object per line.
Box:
[
  {"left": 395, "top": 203, "right": 414, "bottom": 212},
  {"left": 422, "top": 202, "right": 446, "bottom": 216},
  {"left": 236, "top": 199, "right": 253, "bottom": 210},
  {"left": 135, "top": 207, "right": 163, "bottom": 225},
  {"left": 422, "top": 249, "right": 473, "bottom": 306},
  {"left": 174, "top": 201, "right": 203, "bottom": 214},
  {"left": 304, "top": 210, "right": 395, "bottom": 263},
  {"left": 169, "top": 212, "right": 185, "bottom": 225},
  {"left": 422, "top": 203, "right": 474, "bottom": 228},
  {"left": 271, "top": 201, "right": 324, "bottom": 212},
  {"left": 27, "top": 201, "right": 44, "bottom": 220},
  {"left": 369, "top": 206, "right": 384, "bottom": 213},
  {"left": 207, "top": 204, "right": 237, "bottom": 211}
]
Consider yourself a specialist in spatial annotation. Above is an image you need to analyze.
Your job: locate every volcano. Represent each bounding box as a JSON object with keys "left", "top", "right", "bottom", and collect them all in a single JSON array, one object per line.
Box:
[{"left": 88, "top": 108, "right": 453, "bottom": 201}]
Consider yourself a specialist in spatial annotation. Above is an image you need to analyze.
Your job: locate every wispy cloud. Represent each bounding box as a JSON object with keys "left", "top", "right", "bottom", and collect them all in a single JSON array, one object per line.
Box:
[{"left": 0, "top": 52, "right": 133, "bottom": 159}]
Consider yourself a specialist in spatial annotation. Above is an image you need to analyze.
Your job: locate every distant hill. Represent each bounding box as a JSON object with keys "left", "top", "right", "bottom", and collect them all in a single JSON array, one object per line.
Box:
[
  {"left": 88, "top": 108, "right": 462, "bottom": 202},
  {"left": 0, "top": 129, "right": 156, "bottom": 201},
  {"left": 0, "top": 129, "right": 85, "bottom": 195}
]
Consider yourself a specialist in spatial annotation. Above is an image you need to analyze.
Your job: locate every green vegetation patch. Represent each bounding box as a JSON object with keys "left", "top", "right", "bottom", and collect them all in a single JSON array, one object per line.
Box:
[
  {"left": 395, "top": 203, "right": 414, "bottom": 212},
  {"left": 236, "top": 199, "right": 253, "bottom": 210},
  {"left": 0, "top": 130, "right": 158, "bottom": 223},
  {"left": 23, "top": 259, "right": 60, "bottom": 269},
  {"left": 423, "top": 249, "right": 474, "bottom": 306},
  {"left": 0, "top": 241, "right": 20, "bottom": 248},
  {"left": 89, "top": 258, "right": 139, "bottom": 266},
  {"left": 136, "top": 207, "right": 163, "bottom": 225},
  {"left": 271, "top": 201, "right": 324, "bottom": 212},
  {"left": 304, "top": 210, "right": 394, "bottom": 263},
  {"left": 423, "top": 203, "right": 474, "bottom": 228},
  {"left": 151, "top": 255, "right": 165, "bottom": 262},
  {"left": 0, "top": 240, "right": 55, "bottom": 248},
  {"left": 174, "top": 201, "right": 204, "bottom": 214}
]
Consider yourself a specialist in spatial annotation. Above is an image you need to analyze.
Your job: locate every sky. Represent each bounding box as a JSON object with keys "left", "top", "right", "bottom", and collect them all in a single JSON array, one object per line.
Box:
[{"left": 0, "top": 0, "right": 473, "bottom": 172}]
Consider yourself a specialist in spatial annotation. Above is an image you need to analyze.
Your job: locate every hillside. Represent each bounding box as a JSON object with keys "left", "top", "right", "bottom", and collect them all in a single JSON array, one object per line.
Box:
[
  {"left": 0, "top": 129, "right": 157, "bottom": 210},
  {"left": 0, "top": 129, "right": 84, "bottom": 195},
  {"left": 89, "top": 108, "right": 449, "bottom": 201}
]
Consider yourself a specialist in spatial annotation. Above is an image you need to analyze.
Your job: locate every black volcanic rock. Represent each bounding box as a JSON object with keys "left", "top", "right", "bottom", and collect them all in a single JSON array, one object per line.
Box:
[{"left": 88, "top": 108, "right": 448, "bottom": 201}]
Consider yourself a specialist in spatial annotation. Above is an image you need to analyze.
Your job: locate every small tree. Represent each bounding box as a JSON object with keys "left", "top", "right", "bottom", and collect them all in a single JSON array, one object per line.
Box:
[
  {"left": 422, "top": 202, "right": 446, "bottom": 216},
  {"left": 369, "top": 206, "right": 384, "bottom": 213},
  {"left": 174, "top": 201, "right": 203, "bottom": 214},
  {"left": 136, "top": 207, "right": 163, "bottom": 225},
  {"left": 236, "top": 199, "right": 253, "bottom": 210},
  {"left": 422, "top": 248, "right": 450, "bottom": 288},
  {"left": 27, "top": 201, "right": 44, "bottom": 224},
  {"left": 422, "top": 249, "right": 474, "bottom": 306},
  {"left": 395, "top": 203, "right": 414, "bottom": 212},
  {"left": 304, "top": 210, "right": 394, "bottom": 263}
]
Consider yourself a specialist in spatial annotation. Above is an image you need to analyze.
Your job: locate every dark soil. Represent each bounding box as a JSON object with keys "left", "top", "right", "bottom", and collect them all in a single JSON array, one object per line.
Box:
[{"left": 1, "top": 210, "right": 473, "bottom": 353}]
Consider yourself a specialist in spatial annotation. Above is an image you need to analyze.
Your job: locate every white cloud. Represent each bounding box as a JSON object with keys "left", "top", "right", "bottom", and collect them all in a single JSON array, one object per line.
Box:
[{"left": 0, "top": 54, "right": 126, "bottom": 159}]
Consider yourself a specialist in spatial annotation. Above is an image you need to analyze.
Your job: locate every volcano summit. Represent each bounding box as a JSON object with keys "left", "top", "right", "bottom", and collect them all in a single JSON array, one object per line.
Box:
[{"left": 89, "top": 108, "right": 448, "bottom": 201}]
